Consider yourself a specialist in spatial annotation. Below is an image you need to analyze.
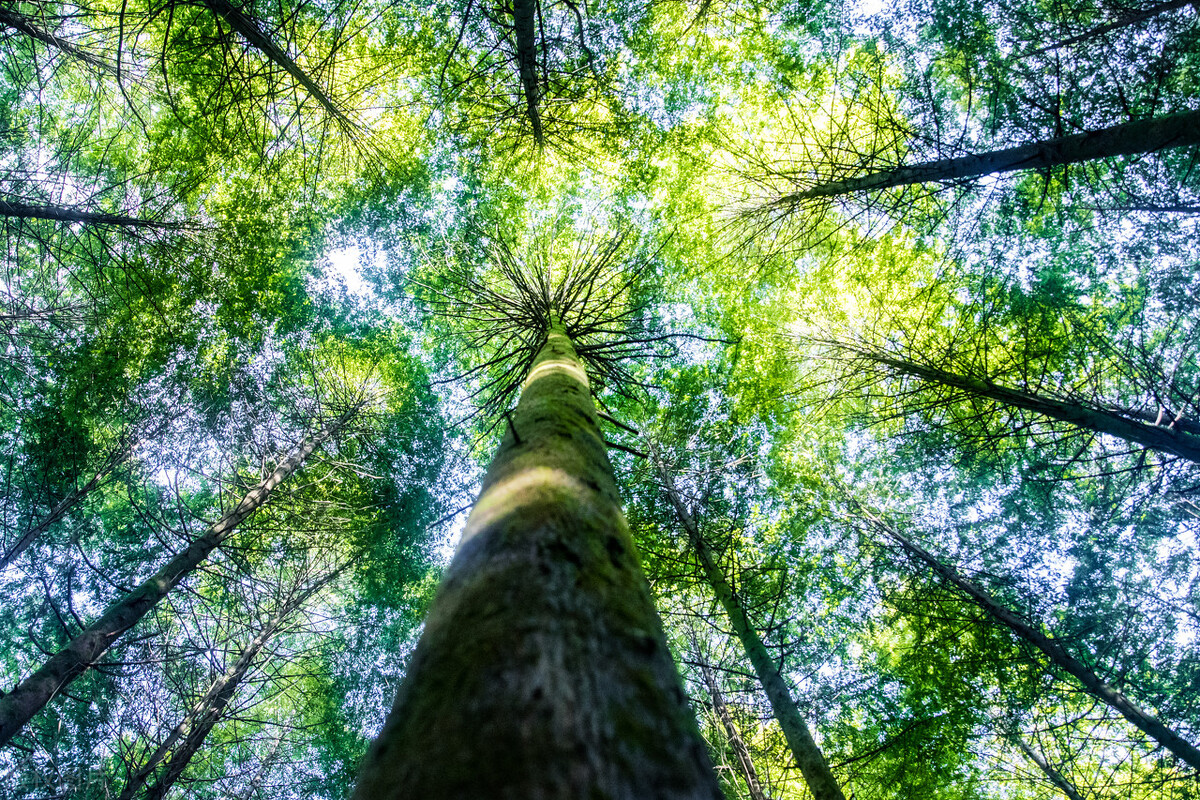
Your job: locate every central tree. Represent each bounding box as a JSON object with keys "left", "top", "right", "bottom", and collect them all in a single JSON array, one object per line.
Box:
[{"left": 353, "top": 226, "right": 723, "bottom": 798}]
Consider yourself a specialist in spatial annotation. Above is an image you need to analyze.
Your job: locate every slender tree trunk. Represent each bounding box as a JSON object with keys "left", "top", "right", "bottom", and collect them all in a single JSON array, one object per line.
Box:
[
  {"left": 0, "top": 411, "right": 354, "bottom": 747},
  {"left": 866, "top": 512, "right": 1200, "bottom": 770},
  {"left": 1020, "top": 0, "right": 1198, "bottom": 58},
  {"left": 120, "top": 567, "right": 341, "bottom": 800},
  {"left": 782, "top": 109, "right": 1200, "bottom": 200},
  {"left": 0, "top": 7, "right": 118, "bottom": 73},
  {"left": 655, "top": 464, "right": 847, "bottom": 800},
  {"left": 696, "top": 656, "right": 769, "bottom": 800},
  {"left": 511, "top": 0, "right": 545, "bottom": 146},
  {"left": 0, "top": 198, "right": 181, "bottom": 229},
  {"left": 839, "top": 345, "right": 1200, "bottom": 464},
  {"left": 200, "top": 0, "right": 352, "bottom": 129},
  {"left": 1003, "top": 728, "right": 1087, "bottom": 800},
  {"left": 1, "top": 473, "right": 102, "bottom": 570},
  {"left": 241, "top": 727, "right": 285, "bottom": 800},
  {"left": 1, "top": 442, "right": 131, "bottom": 570},
  {"left": 354, "top": 327, "right": 721, "bottom": 800}
]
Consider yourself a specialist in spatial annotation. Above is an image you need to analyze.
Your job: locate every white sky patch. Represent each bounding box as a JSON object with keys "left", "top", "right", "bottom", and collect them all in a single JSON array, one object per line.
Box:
[{"left": 326, "top": 246, "right": 369, "bottom": 296}]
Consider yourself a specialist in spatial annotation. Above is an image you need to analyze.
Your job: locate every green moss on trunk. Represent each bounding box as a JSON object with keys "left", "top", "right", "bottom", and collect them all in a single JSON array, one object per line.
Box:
[{"left": 354, "top": 329, "right": 722, "bottom": 800}]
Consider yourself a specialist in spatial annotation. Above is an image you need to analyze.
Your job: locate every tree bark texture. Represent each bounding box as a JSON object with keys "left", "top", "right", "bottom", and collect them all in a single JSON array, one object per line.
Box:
[
  {"left": 511, "top": 0, "right": 545, "bottom": 145},
  {"left": 852, "top": 349, "right": 1200, "bottom": 464},
  {"left": 873, "top": 516, "right": 1200, "bottom": 770},
  {"left": 657, "top": 466, "right": 847, "bottom": 800},
  {"left": 354, "top": 328, "right": 722, "bottom": 800},
  {"left": 788, "top": 109, "right": 1200, "bottom": 199},
  {"left": 0, "top": 412, "right": 351, "bottom": 747}
]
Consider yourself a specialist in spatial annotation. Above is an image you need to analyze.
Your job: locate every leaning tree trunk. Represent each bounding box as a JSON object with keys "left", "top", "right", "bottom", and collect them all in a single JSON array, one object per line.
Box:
[
  {"left": 865, "top": 513, "right": 1200, "bottom": 771},
  {"left": 118, "top": 565, "right": 342, "bottom": 800},
  {"left": 200, "top": 0, "right": 352, "bottom": 129},
  {"left": 842, "top": 346, "right": 1200, "bottom": 464},
  {"left": 1, "top": 470, "right": 106, "bottom": 570},
  {"left": 1, "top": 441, "right": 131, "bottom": 569},
  {"left": 0, "top": 409, "right": 355, "bottom": 747},
  {"left": 353, "top": 326, "right": 721, "bottom": 800},
  {"left": 511, "top": 0, "right": 546, "bottom": 146},
  {"left": 781, "top": 109, "right": 1200, "bottom": 201},
  {"left": 0, "top": 198, "right": 181, "bottom": 229},
  {"left": 0, "top": 7, "right": 117, "bottom": 73},
  {"left": 656, "top": 463, "right": 847, "bottom": 800},
  {"left": 1003, "top": 728, "right": 1087, "bottom": 800},
  {"left": 695, "top": 655, "right": 769, "bottom": 800},
  {"left": 1020, "top": 0, "right": 1198, "bottom": 58}
]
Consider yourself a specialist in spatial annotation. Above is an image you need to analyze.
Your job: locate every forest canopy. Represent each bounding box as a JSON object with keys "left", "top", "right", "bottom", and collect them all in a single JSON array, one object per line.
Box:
[{"left": 0, "top": 0, "right": 1197, "bottom": 797}]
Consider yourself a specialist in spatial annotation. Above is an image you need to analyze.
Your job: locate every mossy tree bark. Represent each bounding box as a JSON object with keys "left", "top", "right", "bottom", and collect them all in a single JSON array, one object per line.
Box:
[
  {"left": 0, "top": 409, "right": 355, "bottom": 747},
  {"left": 656, "top": 464, "right": 848, "bottom": 800},
  {"left": 354, "top": 326, "right": 722, "bottom": 800}
]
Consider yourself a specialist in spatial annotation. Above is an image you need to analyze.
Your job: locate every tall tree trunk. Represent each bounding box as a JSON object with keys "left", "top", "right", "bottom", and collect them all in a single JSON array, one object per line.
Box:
[
  {"left": 0, "top": 7, "right": 118, "bottom": 73},
  {"left": 0, "top": 198, "right": 181, "bottom": 229},
  {"left": 353, "top": 326, "right": 721, "bottom": 800},
  {"left": 1003, "top": 727, "right": 1087, "bottom": 800},
  {"left": 655, "top": 462, "right": 847, "bottom": 800},
  {"left": 200, "top": 0, "right": 353, "bottom": 130},
  {"left": 863, "top": 511, "right": 1200, "bottom": 770},
  {"left": 695, "top": 654, "right": 769, "bottom": 800},
  {"left": 511, "top": 0, "right": 545, "bottom": 146},
  {"left": 782, "top": 109, "right": 1200, "bottom": 201},
  {"left": 835, "top": 345, "right": 1200, "bottom": 464},
  {"left": 0, "top": 410, "right": 355, "bottom": 747},
  {"left": 119, "top": 567, "right": 342, "bottom": 800}
]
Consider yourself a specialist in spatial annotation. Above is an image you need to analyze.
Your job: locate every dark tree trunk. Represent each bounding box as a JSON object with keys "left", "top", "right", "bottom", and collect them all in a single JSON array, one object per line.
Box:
[
  {"left": 1020, "top": 0, "right": 1198, "bottom": 58},
  {"left": 656, "top": 464, "right": 847, "bottom": 800},
  {"left": 0, "top": 198, "right": 181, "bottom": 229},
  {"left": 200, "top": 0, "right": 352, "bottom": 129},
  {"left": 354, "top": 327, "right": 721, "bottom": 800},
  {"left": 1, "top": 472, "right": 103, "bottom": 570},
  {"left": 0, "top": 411, "right": 353, "bottom": 747},
  {"left": 868, "top": 513, "right": 1200, "bottom": 771},
  {"left": 785, "top": 109, "right": 1200, "bottom": 200},
  {"left": 510, "top": 0, "right": 545, "bottom": 145},
  {"left": 842, "top": 346, "right": 1200, "bottom": 463},
  {"left": 1, "top": 442, "right": 131, "bottom": 570},
  {"left": 0, "top": 7, "right": 117, "bottom": 73}
]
